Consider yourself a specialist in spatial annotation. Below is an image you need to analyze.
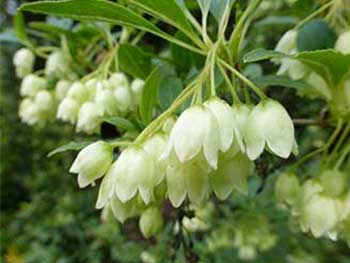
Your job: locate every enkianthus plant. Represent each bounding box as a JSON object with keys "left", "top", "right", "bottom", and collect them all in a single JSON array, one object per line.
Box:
[{"left": 13, "top": 0, "right": 350, "bottom": 259}]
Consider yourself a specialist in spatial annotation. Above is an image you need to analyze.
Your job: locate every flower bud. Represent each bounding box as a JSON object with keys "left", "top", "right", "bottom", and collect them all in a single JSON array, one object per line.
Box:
[
  {"left": 110, "top": 195, "right": 142, "bottom": 223},
  {"left": 335, "top": 31, "right": 350, "bottom": 54},
  {"left": 67, "top": 82, "right": 89, "bottom": 104},
  {"left": 45, "top": 50, "right": 69, "bottom": 77},
  {"left": 245, "top": 99, "right": 295, "bottom": 160},
  {"left": 69, "top": 141, "right": 113, "bottom": 188},
  {"left": 20, "top": 74, "right": 47, "bottom": 97},
  {"left": 319, "top": 169, "right": 348, "bottom": 197},
  {"left": 85, "top": 78, "right": 99, "bottom": 98},
  {"left": 162, "top": 105, "right": 220, "bottom": 169},
  {"left": 13, "top": 48, "right": 35, "bottom": 78},
  {"left": 139, "top": 207, "right": 163, "bottom": 238},
  {"left": 35, "top": 90, "right": 54, "bottom": 111},
  {"left": 19, "top": 98, "right": 40, "bottom": 125},
  {"left": 55, "top": 80, "right": 71, "bottom": 100},
  {"left": 131, "top": 78, "right": 145, "bottom": 105},
  {"left": 76, "top": 102, "right": 102, "bottom": 134},
  {"left": 114, "top": 85, "right": 132, "bottom": 113},
  {"left": 275, "top": 173, "right": 301, "bottom": 205},
  {"left": 109, "top": 72, "right": 129, "bottom": 87}
]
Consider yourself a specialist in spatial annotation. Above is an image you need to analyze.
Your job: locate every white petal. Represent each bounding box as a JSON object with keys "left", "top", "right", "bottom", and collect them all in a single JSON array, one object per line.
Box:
[
  {"left": 172, "top": 106, "right": 207, "bottom": 162},
  {"left": 96, "top": 167, "right": 116, "bottom": 209},
  {"left": 77, "top": 173, "right": 91, "bottom": 188},
  {"left": 263, "top": 100, "right": 295, "bottom": 158},
  {"left": 203, "top": 108, "right": 220, "bottom": 169},
  {"left": 166, "top": 164, "right": 186, "bottom": 208},
  {"left": 204, "top": 98, "right": 234, "bottom": 152}
]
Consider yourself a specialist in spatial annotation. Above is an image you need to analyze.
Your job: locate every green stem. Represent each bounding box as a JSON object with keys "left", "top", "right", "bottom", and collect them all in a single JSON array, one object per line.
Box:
[
  {"left": 322, "top": 118, "right": 343, "bottom": 163},
  {"left": 293, "top": 147, "right": 324, "bottom": 168},
  {"left": 109, "top": 140, "right": 131, "bottom": 148},
  {"left": 335, "top": 143, "right": 350, "bottom": 169},
  {"left": 135, "top": 80, "right": 199, "bottom": 144},
  {"left": 218, "top": 63, "right": 241, "bottom": 104},
  {"left": 218, "top": 58, "right": 266, "bottom": 100},
  {"left": 327, "top": 121, "right": 350, "bottom": 165},
  {"left": 295, "top": 0, "right": 335, "bottom": 29}
]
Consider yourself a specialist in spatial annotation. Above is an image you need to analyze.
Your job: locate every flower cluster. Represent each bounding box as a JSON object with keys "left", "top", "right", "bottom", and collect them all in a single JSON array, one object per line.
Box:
[
  {"left": 275, "top": 170, "right": 350, "bottom": 245},
  {"left": 69, "top": 95, "right": 296, "bottom": 237},
  {"left": 57, "top": 73, "right": 144, "bottom": 134}
]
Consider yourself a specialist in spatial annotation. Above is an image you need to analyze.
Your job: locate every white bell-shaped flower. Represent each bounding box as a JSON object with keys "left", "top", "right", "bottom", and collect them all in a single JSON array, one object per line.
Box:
[
  {"left": 162, "top": 105, "right": 220, "bottom": 169},
  {"left": 166, "top": 152, "right": 212, "bottom": 207},
  {"left": 300, "top": 194, "right": 338, "bottom": 238},
  {"left": 57, "top": 98, "right": 80, "bottom": 124},
  {"left": 66, "top": 81, "right": 89, "bottom": 104},
  {"left": 112, "top": 146, "right": 156, "bottom": 204},
  {"left": 55, "top": 80, "right": 71, "bottom": 100},
  {"left": 319, "top": 169, "right": 348, "bottom": 198},
  {"left": 110, "top": 195, "right": 143, "bottom": 223},
  {"left": 20, "top": 74, "right": 47, "bottom": 97},
  {"left": 245, "top": 99, "right": 295, "bottom": 160},
  {"left": 19, "top": 98, "right": 40, "bottom": 125},
  {"left": 131, "top": 78, "right": 145, "bottom": 105},
  {"left": 204, "top": 97, "right": 243, "bottom": 153},
  {"left": 35, "top": 90, "right": 54, "bottom": 111},
  {"left": 95, "top": 84, "right": 118, "bottom": 116},
  {"left": 109, "top": 72, "right": 129, "bottom": 88},
  {"left": 209, "top": 150, "right": 254, "bottom": 200},
  {"left": 305, "top": 72, "right": 331, "bottom": 100},
  {"left": 76, "top": 102, "right": 102, "bottom": 134},
  {"left": 114, "top": 85, "right": 132, "bottom": 113},
  {"left": 335, "top": 31, "right": 350, "bottom": 54},
  {"left": 13, "top": 48, "right": 35, "bottom": 78},
  {"left": 275, "top": 30, "right": 297, "bottom": 54},
  {"left": 69, "top": 141, "right": 113, "bottom": 188},
  {"left": 45, "top": 50, "right": 69, "bottom": 77},
  {"left": 85, "top": 78, "right": 99, "bottom": 98}
]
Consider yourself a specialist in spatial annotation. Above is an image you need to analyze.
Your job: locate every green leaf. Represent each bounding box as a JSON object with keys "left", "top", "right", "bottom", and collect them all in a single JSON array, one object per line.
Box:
[
  {"left": 254, "top": 16, "right": 298, "bottom": 28},
  {"left": 296, "top": 50, "right": 350, "bottom": 87},
  {"left": 297, "top": 19, "right": 336, "bottom": 52},
  {"left": 197, "top": 0, "right": 212, "bottom": 14},
  {"left": 29, "top": 21, "right": 73, "bottom": 37},
  {"left": 127, "top": 0, "right": 198, "bottom": 41},
  {"left": 47, "top": 141, "right": 92, "bottom": 157},
  {"left": 140, "top": 68, "right": 161, "bottom": 124},
  {"left": 103, "top": 117, "right": 138, "bottom": 132},
  {"left": 243, "top": 48, "right": 286, "bottom": 63},
  {"left": 118, "top": 44, "right": 152, "bottom": 79},
  {"left": 19, "top": 0, "right": 182, "bottom": 49},
  {"left": 158, "top": 76, "right": 183, "bottom": 111},
  {"left": 210, "top": 0, "right": 234, "bottom": 23},
  {"left": 14, "top": 12, "right": 32, "bottom": 47},
  {"left": 170, "top": 31, "right": 194, "bottom": 74}
]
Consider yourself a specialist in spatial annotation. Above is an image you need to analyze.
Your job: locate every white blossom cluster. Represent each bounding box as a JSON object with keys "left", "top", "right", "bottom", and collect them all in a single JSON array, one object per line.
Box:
[
  {"left": 69, "top": 96, "right": 296, "bottom": 237},
  {"left": 56, "top": 73, "right": 144, "bottom": 134},
  {"left": 275, "top": 170, "right": 350, "bottom": 245}
]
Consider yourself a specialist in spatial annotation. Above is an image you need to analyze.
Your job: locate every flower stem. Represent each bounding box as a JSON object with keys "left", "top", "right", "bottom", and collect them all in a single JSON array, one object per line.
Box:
[
  {"left": 218, "top": 58, "right": 266, "bottom": 100},
  {"left": 218, "top": 63, "right": 241, "bottom": 104}
]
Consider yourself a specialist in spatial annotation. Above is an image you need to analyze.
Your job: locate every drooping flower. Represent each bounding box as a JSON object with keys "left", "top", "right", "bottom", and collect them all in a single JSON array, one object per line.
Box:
[
  {"left": 139, "top": 206, "right": 164, "bottom": 238},
  {"left": 245, "top": 99, "right": 295, "bottom": 160},
  {"left": 275, "top": 30, "right": 297, "bottom": 54},
  {"left": 109, "top": 72, "right": 129, "bottom": 87},
  {"left": 55, "top": 80, "right": 72, "bottom": 101},
  {"left": 20, "top": 74, "right": 47, "bottom": 97},
  {"left": 57, "top": 98, "right": 80, "bottom": 124},
  {"left": 275, "top": 172, "right": 301, "bottom": 205},
  {"left": 94, "top": 82, "right": 118, "bottom": 115},
  {"left": 35, "top": 90, "right": 54, "bottom": 112},
  {"left": 66, "top": 81, "right": 90, "bottom": 104},
  {"left": 76, "top": 102, "right": 102, "bottom": 134},
  {"left": 19, "top": 98, "right": 40, "bottom": 125},
  {"left": 45, "top": 50, "right": 70, "bottom": 77},
  {"left": 114, "top": 85, "right": 133, "bottom": 113},
  {"left": 204, "top": 97, "right": 243, "bottom": 153},
  {"left": 319, "top": 169, "right": 348, "bottom": 198},
  {"left": 69, "top": 141, "right": 113, "bottom": 188},
  {"left": 13, "top": 48, "right": 35, "bottom": 78},
  {"left": 209, "top": 150, "right": 254, "bottom": 200},
  {"left": 162, "top": 105, "right": 220, "bottom": 169},
  {"left": 166, "top": 152, "right": 212, "bottom": 207},
  {"left": 131, "top": 78, "right": 145, "bottom": 105}
]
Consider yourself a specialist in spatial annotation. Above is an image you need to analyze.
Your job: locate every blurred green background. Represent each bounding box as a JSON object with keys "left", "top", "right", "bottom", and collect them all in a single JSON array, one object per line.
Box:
[{"left": 1, "top": 0, "right": 350, "bottom": 262}]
